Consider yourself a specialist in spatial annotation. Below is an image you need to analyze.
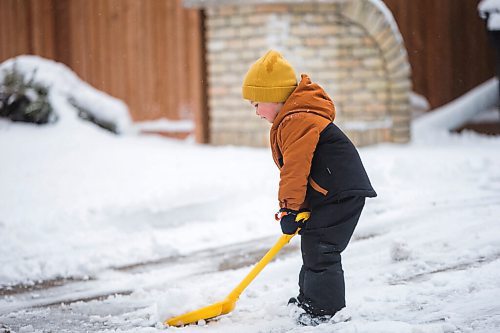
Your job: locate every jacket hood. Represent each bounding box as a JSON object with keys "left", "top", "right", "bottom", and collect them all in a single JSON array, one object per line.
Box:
[{"left": 272, "top": 74, "right": 335, "bottom": 128}]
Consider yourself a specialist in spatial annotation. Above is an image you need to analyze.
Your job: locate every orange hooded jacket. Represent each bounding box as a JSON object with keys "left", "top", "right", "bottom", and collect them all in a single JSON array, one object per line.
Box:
[{"left": 270, "top": 74, "right": 336, "bottom": 211}]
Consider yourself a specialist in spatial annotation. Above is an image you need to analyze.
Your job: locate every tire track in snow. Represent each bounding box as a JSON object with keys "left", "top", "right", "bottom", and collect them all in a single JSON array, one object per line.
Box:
[
  {"left": 0, "top": 235, "right": 299, "bottom": 316},
  {"left": 388, "top": 252, "right": 500, "bottom": 285}
]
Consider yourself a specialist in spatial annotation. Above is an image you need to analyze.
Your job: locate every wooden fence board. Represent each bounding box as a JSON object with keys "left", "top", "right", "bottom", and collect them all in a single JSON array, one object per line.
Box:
[{"left": 0, "top": 0, "right": 207, "bottom": 141}]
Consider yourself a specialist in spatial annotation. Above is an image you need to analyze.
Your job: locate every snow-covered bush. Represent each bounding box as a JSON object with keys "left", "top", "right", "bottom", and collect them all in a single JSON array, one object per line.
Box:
[
  {"left": 0, "top": 56, "right": 131, "bottom": 134},
  {"left": 0, "top": 64, "right": 56, "bottom": 124}
]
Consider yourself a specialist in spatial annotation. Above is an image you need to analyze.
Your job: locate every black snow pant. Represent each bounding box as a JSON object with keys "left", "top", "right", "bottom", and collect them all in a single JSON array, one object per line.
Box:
[{"left": 297, "top": 196, "right": 365, "bottom": 316}]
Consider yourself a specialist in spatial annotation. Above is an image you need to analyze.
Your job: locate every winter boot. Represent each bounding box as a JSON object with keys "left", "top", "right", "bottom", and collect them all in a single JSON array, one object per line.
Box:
[
  {"left": 288, "top": 297, "right": 333, "bottom": 326},
  {"left": 297, "top": 313, "right": 332, "bottom": 326}
]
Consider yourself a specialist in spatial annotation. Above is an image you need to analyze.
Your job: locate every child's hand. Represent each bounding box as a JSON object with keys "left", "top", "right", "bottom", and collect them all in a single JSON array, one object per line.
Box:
[{"left": 276, "top": 209, "right": 309, "bottom": 234}]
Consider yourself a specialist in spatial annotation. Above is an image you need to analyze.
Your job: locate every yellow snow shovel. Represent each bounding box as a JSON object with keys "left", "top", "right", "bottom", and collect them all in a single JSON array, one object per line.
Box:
[{"left": 165, "top": 211, "right": 310, "bottom": 327}]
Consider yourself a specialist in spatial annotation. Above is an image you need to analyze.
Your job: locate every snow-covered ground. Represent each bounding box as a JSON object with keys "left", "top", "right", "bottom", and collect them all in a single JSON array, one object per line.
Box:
[{"left": 1, "top": 58, "right": 500, "bottom": 332}]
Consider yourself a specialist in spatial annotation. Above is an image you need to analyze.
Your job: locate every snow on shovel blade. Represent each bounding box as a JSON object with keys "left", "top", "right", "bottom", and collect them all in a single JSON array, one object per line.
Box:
[{"left": 165, "top": 298, "right": 236, "bottom": 326}]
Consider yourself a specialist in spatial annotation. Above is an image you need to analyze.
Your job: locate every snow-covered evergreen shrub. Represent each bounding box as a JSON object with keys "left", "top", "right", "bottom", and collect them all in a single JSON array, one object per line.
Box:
[
  {"left": 0, "top": 65, "right": 56, "bottom": 124},
  {"left": 0, "top": 56, "right": 131, "bottom": 134}
]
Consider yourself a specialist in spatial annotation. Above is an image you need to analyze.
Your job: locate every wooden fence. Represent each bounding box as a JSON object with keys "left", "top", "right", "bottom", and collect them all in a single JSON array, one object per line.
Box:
[
  {"left": 384, "top": 0, "right": 495, "bottom": 109},
  {"left": 0, "top": 0, "right": 208, "bottom": 141}
]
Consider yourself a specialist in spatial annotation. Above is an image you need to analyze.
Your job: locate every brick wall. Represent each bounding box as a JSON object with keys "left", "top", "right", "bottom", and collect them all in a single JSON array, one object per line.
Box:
[{"left": 192, "top": 0, "right": 411, "bottom": 146}]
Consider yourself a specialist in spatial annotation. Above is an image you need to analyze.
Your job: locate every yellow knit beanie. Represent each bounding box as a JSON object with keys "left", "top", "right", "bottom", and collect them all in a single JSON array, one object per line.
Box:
[{"left": 242, "top": 50, "right": 297, "bottom": 103}]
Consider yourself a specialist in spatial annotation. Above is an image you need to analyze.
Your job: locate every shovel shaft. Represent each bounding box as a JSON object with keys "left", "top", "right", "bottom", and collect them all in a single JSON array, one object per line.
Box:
[
  {"left": 227, "top": 232, "right": 295, "bottom": 301},
  {"left": 165, "top": 233, "right": 296, "bottom": 327}
]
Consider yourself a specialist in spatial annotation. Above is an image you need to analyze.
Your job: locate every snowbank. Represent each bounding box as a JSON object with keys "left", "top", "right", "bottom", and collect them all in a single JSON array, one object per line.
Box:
[{"left": 412, "top": 78, "right": 498, "bottom": 141}]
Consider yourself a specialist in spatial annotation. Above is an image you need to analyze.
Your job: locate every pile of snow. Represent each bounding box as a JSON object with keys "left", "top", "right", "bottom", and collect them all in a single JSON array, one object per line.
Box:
[
  {"left": 479, "top": 0, "right": 500, "bottom": 30},
  {"left": 0, "top": 55, "right": 131, "bottom": 133},
  {"left": 468, "top": 107, "right": 500, "bottom": 124},
  {"left": 410, "top": 92, "right": 430, "bottom": 112},
  {"left": 412, "top": 78, "right": 498, "bottom": 141}
]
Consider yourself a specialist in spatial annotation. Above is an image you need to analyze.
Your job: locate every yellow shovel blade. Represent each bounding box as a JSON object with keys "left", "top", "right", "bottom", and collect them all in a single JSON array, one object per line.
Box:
[{"left": 165, "top": 298, "right": 236, "bottom": 327}]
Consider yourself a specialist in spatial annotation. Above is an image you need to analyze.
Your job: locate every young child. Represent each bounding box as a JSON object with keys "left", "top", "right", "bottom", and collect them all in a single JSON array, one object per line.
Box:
[{"left": 242, "top": 50, "right": 377, "bottom": 326}]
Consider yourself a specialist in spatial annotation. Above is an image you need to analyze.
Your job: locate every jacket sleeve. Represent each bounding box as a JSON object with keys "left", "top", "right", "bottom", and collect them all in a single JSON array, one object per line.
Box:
[{"left": 277, "top": 114, "right": 322, "bottom": 211}]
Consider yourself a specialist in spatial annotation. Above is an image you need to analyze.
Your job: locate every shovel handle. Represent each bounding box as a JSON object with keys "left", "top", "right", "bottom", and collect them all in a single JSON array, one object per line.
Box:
[{"left": 226, "top": 230, "right": 298, "bottom": 301}]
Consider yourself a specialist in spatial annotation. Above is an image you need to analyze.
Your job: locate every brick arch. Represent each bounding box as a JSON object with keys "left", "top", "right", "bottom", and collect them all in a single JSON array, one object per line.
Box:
[
  {"left": 189, "top": 0, "right": 412, "bottom": 146},
  {"left": 341, "top": 0, "right": 412, "bottom": 143}
]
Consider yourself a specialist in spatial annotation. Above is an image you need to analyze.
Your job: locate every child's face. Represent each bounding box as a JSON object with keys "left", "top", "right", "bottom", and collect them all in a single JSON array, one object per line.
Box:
[{"left": 250, "top": 101, "right": 283, "bottom": 123}]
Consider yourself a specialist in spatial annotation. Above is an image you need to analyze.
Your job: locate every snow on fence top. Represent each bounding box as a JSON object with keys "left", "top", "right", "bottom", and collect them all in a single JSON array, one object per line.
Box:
[
  {"left": 479, "top": 0, "right": 500, "bottom": 31},
  {"left": 0, "top": 55, "right": 131, "bottom": 133}
]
